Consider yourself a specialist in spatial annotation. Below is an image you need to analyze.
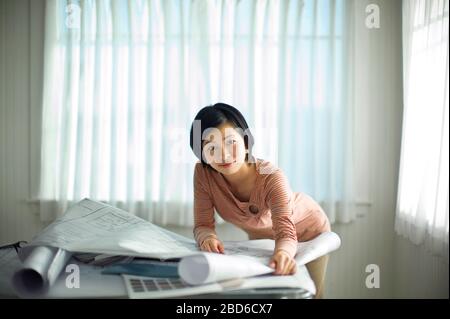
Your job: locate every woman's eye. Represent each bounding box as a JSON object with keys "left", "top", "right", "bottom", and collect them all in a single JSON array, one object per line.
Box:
[{"left": 226, "top": 139, "right": 236, "bottom": 145}]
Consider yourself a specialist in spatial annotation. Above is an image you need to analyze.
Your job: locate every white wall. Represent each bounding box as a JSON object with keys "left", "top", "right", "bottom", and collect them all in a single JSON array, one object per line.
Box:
[
  {"left": 0, "top": 0, "right": 44, "bottom": 244},
  {"left": 0, "top": 0, "right": 447, "bottom": 299},
  {"left": 394, "top": 236, "right": 449, "bottom": 298}
]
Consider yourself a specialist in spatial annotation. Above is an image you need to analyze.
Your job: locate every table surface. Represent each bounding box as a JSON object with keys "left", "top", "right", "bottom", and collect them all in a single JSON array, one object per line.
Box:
[{"left": 184, "top": 287, "right": 314, "bottom": 299}]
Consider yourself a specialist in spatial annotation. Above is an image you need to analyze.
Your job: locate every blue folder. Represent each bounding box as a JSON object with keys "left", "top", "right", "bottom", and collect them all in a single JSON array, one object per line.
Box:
[{"left": 101, "top": 259, "right": 179, "bottom": 278}]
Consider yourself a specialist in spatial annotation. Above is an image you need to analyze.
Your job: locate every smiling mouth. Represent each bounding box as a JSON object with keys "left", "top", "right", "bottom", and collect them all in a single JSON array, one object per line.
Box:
[{"left": 219, "top": 160, "right": 236, "bottom": 167}]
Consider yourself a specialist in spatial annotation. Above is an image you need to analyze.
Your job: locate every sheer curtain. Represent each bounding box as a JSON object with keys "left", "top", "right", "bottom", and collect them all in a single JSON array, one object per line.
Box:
[
  {"left": 273, "top": 0, "right": 355, "bottom": 223},
  {"left": 396, "top": 0, "right": 449, "bottom": 260},
  {"left": 39, "top": 0, "right": 356, "bottom": 225}
]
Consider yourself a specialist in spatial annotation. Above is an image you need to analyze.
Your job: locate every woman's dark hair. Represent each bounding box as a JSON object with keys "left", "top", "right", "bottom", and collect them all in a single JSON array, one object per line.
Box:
[{"left": 189, "top": 103, "right": 255, "bottom": 168}]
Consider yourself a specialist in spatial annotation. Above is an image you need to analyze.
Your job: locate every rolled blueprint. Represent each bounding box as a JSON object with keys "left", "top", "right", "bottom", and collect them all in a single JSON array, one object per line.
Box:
[
  {"left": 178, "top": 253, "right": 273, "bottom": 285},
  {"left": 178, "top": 231, "right": 342, "bottom": 286},
  {"left": 294, "top": 232, "right": 342, "bottom": 266},
  {"left": 12, "top": 246, "right": 72, "bottom": 298}
]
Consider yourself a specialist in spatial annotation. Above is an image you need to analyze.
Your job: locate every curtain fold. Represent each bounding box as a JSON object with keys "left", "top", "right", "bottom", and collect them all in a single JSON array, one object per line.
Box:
[
  {"left": 39, "top": 0, "right": 357, "bottom": 226},
  {"left": 395, "top": 0, "right": 449, "bottom": 260}
]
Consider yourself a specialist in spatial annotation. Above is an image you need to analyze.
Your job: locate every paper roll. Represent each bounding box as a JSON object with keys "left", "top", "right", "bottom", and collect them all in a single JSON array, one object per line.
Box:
[
  {"left": 178, "top": 253, "right": 273, "bottom": 285},
  {"left": 12, "top": 246, "right": 72, "bottom": 298}
]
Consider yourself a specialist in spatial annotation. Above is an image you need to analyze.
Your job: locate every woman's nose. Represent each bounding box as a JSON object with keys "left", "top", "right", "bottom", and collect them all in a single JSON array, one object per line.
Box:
[{"left": 222, "top": 145, "right": 233, "bottom": 162}]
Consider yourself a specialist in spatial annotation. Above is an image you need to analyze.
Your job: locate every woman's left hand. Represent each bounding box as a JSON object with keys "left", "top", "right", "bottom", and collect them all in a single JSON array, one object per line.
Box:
[{"left": 269, "top": 250, "right": 297, "bottom": 275}]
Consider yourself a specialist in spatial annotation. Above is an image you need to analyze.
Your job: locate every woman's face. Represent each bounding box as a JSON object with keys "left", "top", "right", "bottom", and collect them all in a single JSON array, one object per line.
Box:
[{"left": 202, "top": 123, "right": 247, "bottom": 175}]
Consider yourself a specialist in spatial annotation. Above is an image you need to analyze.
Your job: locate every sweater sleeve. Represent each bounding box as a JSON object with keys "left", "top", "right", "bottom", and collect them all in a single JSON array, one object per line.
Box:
[
  {"left": 193, "top": 163, "right": 218, "bottom": 246},
  {"left": 266, "top": 170, "right": 298, "bottom": 259}
]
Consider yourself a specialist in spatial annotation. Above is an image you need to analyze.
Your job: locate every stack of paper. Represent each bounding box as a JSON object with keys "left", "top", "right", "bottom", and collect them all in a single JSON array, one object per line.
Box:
[
  {"left": 122, "top": 232, "right": 341, "bottom": 298},
  {"left": 11, "top": 198, "right": 200, "bottom": 297},
  {"left": 9, "top": 199, "right": 341, "bottom": 298},
  {"left": 73, "top": 253, "right": 134, "bottom": 266},
  {"left": 19, "top": 199, "right": 199, "bottom": 259}
]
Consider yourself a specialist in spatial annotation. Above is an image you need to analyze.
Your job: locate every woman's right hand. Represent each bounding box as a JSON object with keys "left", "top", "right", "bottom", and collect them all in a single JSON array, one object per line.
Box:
[{"left": 200, "top": 237, "right": 225, "bottom": 254}]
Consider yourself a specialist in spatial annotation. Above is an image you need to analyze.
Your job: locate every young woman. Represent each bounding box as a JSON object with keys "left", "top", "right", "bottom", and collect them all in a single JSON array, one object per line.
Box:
[{"left": 189, "top": 103, "right": 331, "bottom": 298}]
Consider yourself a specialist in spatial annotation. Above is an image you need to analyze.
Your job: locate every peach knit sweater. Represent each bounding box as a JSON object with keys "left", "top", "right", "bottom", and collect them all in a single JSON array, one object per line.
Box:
[{"left": 193, "top": 158, "right": 331, "bottom": 258}]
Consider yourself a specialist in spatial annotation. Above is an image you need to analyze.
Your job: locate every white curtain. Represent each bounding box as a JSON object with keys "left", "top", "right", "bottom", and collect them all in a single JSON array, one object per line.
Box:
[
  {"left": 274, "top": 0, "right": 355, "bottom": 223},
  {"left": 396, "top": 0, "right": 449, "bottom": 260},
  {"left": 39, "top": 0, "right": 356, "bottom": 225}
]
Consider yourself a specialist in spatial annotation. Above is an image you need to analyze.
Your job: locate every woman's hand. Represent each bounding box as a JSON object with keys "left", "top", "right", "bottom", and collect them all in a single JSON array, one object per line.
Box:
[
  {"left": 269, "top": 250, "right": 297, "bottom": 275},
  {"left": 200, "top": 237, "right": 225, "bottom": 254}
]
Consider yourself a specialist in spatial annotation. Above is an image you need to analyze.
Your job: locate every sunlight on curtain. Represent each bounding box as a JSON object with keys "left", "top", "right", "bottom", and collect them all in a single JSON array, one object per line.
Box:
[
  {"left": 39, "top": 0, "right": 355, "bottom": 225},
  {"left": 396, "top": 0, "right": 449, "bottom": 260}
]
